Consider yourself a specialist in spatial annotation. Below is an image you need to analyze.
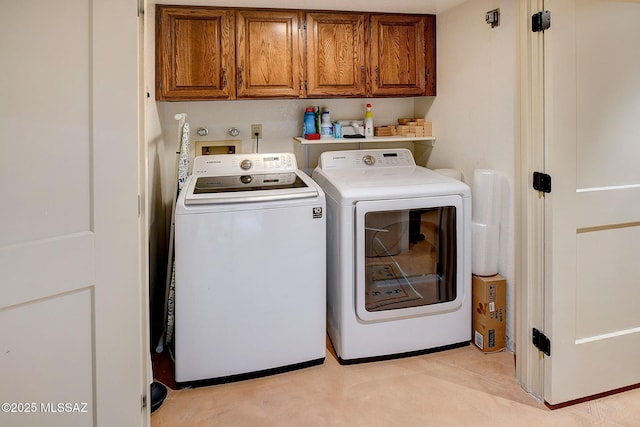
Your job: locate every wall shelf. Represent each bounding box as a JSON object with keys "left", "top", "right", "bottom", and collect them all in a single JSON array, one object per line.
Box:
[{"left": 293, "top": 136, "right": 435, "bottom": 145}]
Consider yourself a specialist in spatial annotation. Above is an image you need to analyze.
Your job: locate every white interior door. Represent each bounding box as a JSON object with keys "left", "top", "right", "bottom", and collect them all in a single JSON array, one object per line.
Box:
[
  {"left": 0, "top": 1, "right": 145, "bottom": 426},
  {"left": 543, "top": 0, "right": 640, "bottom": 405}
]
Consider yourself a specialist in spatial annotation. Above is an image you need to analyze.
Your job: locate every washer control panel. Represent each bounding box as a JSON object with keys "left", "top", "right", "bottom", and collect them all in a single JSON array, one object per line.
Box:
[
  {"left": 193, "top": 153, "right": 297, "bottom": 175},
  {"left": 317, "top": 149, "right": 415, "bottom": 169}
]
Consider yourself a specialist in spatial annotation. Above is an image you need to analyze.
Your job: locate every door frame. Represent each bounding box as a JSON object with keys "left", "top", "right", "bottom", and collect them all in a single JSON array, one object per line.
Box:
[
  {"left": 516, "top": 0, "right": 545, "bottom": 400},
  {"left": 139, "top": 0, "right": 151, "bottom": 424}
]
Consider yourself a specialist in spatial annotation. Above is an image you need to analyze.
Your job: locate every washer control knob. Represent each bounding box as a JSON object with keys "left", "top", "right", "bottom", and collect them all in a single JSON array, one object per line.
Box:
[
  {"left": 240, "top": 175, "right": 252, "bottom": 184},
  {"left": 362, "top": 155, "right": 376, "bottom": 166},
  {"left": 240, "top": 159, "right": 252, "bottom": 170}
]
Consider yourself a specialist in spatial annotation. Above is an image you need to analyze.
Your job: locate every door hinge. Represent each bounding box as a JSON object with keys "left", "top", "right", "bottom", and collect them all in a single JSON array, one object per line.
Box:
[
  {"left": 532, "top": 328, "right": 551, "bottom": 356},
  {"left": 532, "top": 10, "right": 551, "bottom": 32},
  {"left": 533, "top": 171, "right": 552, "bottom": 193}
]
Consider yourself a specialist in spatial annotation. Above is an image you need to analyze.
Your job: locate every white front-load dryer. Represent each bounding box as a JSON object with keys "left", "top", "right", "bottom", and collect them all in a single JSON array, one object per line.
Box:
[
  {"left": 312, "top": 148, "right": 472, "bottom": 363},
  {"left": 174, "top": 153, "right": 326, "bottom": 384}
]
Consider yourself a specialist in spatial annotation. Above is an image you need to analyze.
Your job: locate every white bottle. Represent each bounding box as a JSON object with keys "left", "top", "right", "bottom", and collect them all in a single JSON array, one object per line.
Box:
[
  {"left": 320, "top": 110, "right": 333, "bottom": 138},
  {"left": 364, "top": 103, "right": 374, "bottom": 137}
]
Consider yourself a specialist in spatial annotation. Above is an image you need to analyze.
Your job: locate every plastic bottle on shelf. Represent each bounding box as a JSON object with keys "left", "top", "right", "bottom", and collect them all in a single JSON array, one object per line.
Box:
[
  {"left": 303, "top": 107, "right": 316, "bottom": 137},
  {"left": 320, "top": 110, "right": 332, "bottom": 138},
  {"left": 364, "top": 103, "right": 374, "bottom": 137},
  {"left": 333, "top": 122, "right": 342, "bottom": 139}
]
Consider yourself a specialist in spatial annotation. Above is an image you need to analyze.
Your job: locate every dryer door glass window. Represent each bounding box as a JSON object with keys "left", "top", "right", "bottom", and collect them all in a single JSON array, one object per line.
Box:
[{"left": 363, "top": 206, "right": 457, "bottom": 313}]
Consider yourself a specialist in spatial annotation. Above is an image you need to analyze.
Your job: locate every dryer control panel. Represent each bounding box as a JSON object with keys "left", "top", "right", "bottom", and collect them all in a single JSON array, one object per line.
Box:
[
  {"left": 317, "top": 149, "right": 416, "bottom": 170},
  {"left": 193, "top": 153, "right": 297, "bottom": 176}
]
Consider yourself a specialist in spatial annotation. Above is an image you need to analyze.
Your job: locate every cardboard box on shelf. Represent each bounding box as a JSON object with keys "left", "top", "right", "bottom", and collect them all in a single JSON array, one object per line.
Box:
[
  {"left": 472, "top": 274, "right": 506, "bottom": 353},
  {"left": 394, "top": 118, "right": 433, "bottom": 137},
  {"left": 373, "top": 126, "right": 396, "bottom": 137}
]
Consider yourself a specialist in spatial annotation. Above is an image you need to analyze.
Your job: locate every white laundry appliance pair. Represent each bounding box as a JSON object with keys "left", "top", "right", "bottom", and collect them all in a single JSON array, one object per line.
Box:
[
  {"left": 312, "top": 149, "right": 472, "bottom": 363},
  {"left": 174, "top": 153, "right": 326, "bottom": 385}
]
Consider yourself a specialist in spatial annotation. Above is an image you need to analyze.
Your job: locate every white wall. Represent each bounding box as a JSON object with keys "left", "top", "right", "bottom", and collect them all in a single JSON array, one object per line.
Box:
[
  {"left": 156, "top": 98, "right": 417, "bottom": 158},
  {"left": 420, "top": 0, "right": 517, "bottom": 350}
]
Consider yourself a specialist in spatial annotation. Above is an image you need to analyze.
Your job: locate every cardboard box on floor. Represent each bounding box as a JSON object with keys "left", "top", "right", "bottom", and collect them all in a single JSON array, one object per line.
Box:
[{"left": 472, "top": 274, "right": 506, "bottom": 353}]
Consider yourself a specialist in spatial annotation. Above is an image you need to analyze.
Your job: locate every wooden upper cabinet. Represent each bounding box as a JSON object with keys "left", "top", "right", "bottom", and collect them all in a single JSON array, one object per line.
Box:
[
  {"left": 156, "top": 6, "right": 235, "bottom": 100},
  {"left": 306, "top": 13, "right": 366, "bottom": 97},
  {"left": 236, "top": 10, "right": 304, "bottom": 98},
  {"left": 155, "top": 6, "right": 436, "bottom": 100},
  {"left": 370, "top": 14, "right": 435, "bottom": 97}
]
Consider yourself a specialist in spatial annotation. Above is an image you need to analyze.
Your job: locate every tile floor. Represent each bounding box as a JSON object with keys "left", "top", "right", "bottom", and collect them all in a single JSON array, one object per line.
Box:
[{"left": 151, "top": 339, "right": 640, "bottom": 426}]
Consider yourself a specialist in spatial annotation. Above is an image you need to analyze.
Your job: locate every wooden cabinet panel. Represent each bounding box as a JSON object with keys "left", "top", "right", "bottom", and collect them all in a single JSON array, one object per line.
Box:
[
  {"left": 156, "top": 6, "right": 234, "bottom": 100},
  {"left": 424, "top": 14, "right": 436, "bottom": 95},
  {"left": 370, "top": 15, "right": 428, "bottom": 97},
  {"left": 306, "top": 13, "right": 366, "bottom": 97},
  {"left": 236, "top": 10, "right": 304, "bottom": 98}
]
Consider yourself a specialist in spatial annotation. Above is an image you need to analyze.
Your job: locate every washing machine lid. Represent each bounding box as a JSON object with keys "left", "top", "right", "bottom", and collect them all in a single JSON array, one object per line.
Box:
[
  {"left": 184, "top": 171, "right": 318, "bottom": 205},
  {"left": 184, "top": 153, "right": 318, "bottom": 205}
]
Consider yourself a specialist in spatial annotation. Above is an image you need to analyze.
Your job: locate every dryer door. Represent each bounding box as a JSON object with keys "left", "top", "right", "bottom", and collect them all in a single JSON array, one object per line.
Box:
[{"left": 354, "top": 195, "right": 465, "bottom": 322}]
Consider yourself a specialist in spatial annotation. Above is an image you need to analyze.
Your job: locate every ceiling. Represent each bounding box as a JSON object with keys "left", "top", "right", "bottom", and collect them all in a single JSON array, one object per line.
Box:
[{"left": 152, "top": 0, "right": 469, "bottom": 14}]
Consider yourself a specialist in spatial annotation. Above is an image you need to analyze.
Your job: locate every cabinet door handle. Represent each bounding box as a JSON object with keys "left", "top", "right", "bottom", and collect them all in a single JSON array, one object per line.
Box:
[
  {"left": 237, "top": 66, "right": 243, "bottom": 87},
  {"left": 222, "top": 68, "right": 227, "bottom": 89},
  {"left": 375, "top": 66, "right": 380, "bottom": 85},
  {"left": 361, "top": 66, "right": 365, "bottom": 86}
]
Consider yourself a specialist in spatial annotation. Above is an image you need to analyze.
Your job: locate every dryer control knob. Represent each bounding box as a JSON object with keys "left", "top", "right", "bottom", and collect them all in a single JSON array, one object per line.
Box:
[
  {"left": 362, "top": 155, "right": 376, "bottom": 166},
  {"left": 240, "top": 159, "right": 252, "bottom": 170}
]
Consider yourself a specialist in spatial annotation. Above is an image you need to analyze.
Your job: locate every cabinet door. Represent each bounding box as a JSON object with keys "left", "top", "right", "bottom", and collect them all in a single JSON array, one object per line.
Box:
[
  {"left": 156, "top": 6, "right": 235, "bottom": 100},
  {"left": 236, "top": 10, "right": 304, "bottom": 98},
  {"left": 306, "top": 12, "right": 366, "bottom": 97},
  {"left": 370, "top": 15, "right": 432, "bottom": 97}
]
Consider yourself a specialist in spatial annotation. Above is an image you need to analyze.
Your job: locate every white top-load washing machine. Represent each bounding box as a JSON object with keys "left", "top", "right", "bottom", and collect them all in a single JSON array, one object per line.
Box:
[
  {"left": 175, "top": 153, "right": 326, "bottom": 384},
  {"left": 312, "top": 148, "right": 472, "bottom": 363}
]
